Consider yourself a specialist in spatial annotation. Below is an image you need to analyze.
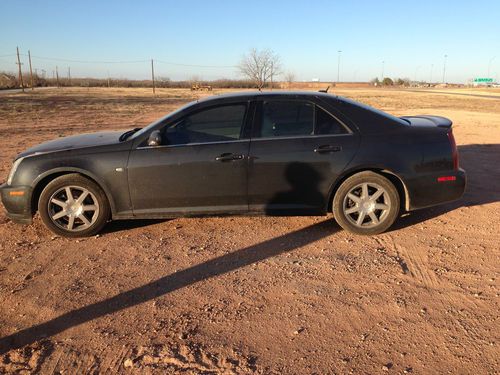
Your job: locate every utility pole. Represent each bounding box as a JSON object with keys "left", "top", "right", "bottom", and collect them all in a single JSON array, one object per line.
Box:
[
  {"left": 151, "top": 59, "right": 156, "bottom": 94},
  {"left": 381, "top": 61, "right": 385, "bottom": 81},
  {"left": 28, "top": 50, "right": 34, "bottom": 90},
  {"left": 337, "top": 50, "right": 342, "bottom": 83},
  {"left": 56, "top": 66, "right": 60, "bottom": 87},
  {"left": 68, "top": 67, "right": 71, "bottom": 86},
  {"left": 488, "top": 56, "right": 496, "bottom": 78},
  {"left": 442, "top": 54, "right": 448, "bottom": 83},
  {"left": 430, "top": 64, "right": 434, "bottom": 84},
  {"left": 16, "top": 46, "right": 25, "bottom": 92},
  {"left": 415, "top": 66, "right": 421, "bottom": 83}
]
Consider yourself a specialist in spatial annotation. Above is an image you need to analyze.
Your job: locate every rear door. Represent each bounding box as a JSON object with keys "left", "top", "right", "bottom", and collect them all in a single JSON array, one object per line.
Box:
[
  {"left": 248, "top": 98, "right": 359, "bottom": 215},
  {"left": 127, "top": 102, "right": 251, "bottom": 216}
]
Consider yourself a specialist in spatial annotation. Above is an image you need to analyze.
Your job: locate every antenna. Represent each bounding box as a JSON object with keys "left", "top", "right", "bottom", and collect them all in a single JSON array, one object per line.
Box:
[{"left": 319, "top": 86, "right": 330, "bottom": 93}]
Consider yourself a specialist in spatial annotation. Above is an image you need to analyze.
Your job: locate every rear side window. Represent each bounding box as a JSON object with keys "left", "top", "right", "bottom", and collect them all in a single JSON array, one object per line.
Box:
[
  {"left": 259, "top": 101, "right": 314, "bottom": 138},
  {"left": 315, "top": 107, "right": 348, "bottom": 135},
  {"left": 165, "top": 104, "right": 246, "bottom": 145}
]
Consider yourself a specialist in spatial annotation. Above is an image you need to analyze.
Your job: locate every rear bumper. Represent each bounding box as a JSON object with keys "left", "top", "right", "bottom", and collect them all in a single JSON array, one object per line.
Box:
[
  {"left": 0, "top": 184, "right": 33, "bottom": 224},
  {"left": 407, "top": 168, "right": 466, "bottom": 210}
]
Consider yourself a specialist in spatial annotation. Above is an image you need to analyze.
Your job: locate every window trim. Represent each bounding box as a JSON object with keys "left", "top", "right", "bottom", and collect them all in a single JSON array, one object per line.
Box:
[
  {"left": 136, "top": 138, "right": 249, "bottom": 150},
  {"left": 249, "top": 133, "right": 354, "bottom": 142}
]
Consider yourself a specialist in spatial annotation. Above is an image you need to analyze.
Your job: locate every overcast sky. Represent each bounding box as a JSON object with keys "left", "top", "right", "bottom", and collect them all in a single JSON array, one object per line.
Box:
[{"left": 1, "top": 0, "right": 499, "bottom": 83}]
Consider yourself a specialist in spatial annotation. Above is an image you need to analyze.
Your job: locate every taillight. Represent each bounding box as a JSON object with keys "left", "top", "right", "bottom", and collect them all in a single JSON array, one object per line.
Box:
[{"left": 448, "top": 130, "right": 459, "bottom": 170}]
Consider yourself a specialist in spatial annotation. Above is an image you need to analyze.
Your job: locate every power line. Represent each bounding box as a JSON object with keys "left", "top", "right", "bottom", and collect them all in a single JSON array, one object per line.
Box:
[
  {"left": 27, "top": 55, "right": 149, "bottom": 64},
  {"left": 10, "top": 53, "right": 237, "bottom": 68},
  {"left": 155, "top": 59, "right": 236, "bottom": 68}
]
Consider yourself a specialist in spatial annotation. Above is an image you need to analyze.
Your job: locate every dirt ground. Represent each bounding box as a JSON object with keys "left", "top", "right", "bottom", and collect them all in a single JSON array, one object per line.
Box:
[{"left": 0, "top": 87, "right": 498, "bottom": 374}]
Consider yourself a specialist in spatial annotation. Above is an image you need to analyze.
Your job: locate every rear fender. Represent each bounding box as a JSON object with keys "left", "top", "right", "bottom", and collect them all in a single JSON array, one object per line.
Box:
[{"left": 327, "top": 166, "right": 411, "bottom": 212}]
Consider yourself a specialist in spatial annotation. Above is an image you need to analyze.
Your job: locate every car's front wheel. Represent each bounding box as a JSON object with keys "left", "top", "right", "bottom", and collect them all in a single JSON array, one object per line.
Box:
[
  {"left": 333, "top": 171, "right": 400, "bottom": 235},
  {"left": 38, "top": 174, "right": 110, "bottom": 237}
]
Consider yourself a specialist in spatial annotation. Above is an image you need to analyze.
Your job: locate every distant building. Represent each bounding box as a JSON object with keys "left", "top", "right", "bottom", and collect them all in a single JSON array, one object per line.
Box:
[{"left": 311, "top": 78, "right": 320, "bottom": 82}]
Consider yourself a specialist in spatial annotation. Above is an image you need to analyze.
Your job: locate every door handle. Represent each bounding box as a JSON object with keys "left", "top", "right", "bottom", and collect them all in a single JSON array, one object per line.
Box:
[
  {"left": 215, "top": 153, "right": 244, "bottom": 162},
  {"left": 314, "top": 145, "right": 342, "bottom": 153}
]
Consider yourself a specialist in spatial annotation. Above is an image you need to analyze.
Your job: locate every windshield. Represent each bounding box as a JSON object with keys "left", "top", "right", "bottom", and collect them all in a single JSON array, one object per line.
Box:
[{"left": 129, "top": 100, "right": 198, "bottom": 140}]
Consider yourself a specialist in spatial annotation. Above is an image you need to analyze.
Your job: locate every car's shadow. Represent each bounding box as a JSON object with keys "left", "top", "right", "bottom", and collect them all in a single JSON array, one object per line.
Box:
[
  {"left": 0, "top": 219, "right": 338, "bottom": 354},
  {"left": 102, "top": 219, "right": 169, "bottom": 234}
]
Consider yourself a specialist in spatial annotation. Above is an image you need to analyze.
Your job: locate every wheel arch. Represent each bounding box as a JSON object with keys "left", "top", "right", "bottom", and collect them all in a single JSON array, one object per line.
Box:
[
  {"left": 327, "top": 167, "right": 410, "bottom": 213},
  {"left": 31, "top": 168, "right": 116, "bottom": 215}
]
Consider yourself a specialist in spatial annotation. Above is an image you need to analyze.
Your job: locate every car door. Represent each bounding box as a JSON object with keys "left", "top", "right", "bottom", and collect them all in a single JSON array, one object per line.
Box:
[
  {"left": 127, "top": 102, "right": 251, "bottom": 216},
  {"left": 248, "top": 98, "right": 359, "bottom": 215}
]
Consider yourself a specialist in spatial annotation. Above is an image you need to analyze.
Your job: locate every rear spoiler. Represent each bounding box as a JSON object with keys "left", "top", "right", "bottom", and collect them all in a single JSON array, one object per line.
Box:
[{"left": 400, "top": 115, "right": 452, "bottom": 129}]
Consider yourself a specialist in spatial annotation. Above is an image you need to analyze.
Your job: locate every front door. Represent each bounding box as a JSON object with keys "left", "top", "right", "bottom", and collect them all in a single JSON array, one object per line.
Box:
[{"left": 127, "top": 103, "right": 250, "bottom": 216}]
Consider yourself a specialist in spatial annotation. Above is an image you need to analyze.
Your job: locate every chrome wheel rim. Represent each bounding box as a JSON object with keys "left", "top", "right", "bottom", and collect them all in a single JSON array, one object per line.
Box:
[
  {"left": 48, "top": 186, "right": 99, "bottom": 232},
  {"left": 343, "top": 182, "right": 391, "bottom": 228}
]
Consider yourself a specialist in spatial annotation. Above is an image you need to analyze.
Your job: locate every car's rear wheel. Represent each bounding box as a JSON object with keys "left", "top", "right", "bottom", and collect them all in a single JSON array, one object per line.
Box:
[
  {"left": 333, "top": 171, "right": 400, "bottom": 235},
  {"left": 38, "top": 174, "right": 110, "bottom": 237}
]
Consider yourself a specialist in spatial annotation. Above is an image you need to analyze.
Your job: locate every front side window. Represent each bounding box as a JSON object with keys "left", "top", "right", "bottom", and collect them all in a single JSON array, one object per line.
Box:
[
  {"left": 164, "top": 104, "right": 246, "bottom": 145},
  {"left": 258, "top": 101, "right": 314, "bottom": 138}
]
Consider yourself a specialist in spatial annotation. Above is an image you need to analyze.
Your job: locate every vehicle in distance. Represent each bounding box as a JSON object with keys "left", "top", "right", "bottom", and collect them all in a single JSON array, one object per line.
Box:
[{"left": 0, "top": 91, "right": 466, "bottom": 237}]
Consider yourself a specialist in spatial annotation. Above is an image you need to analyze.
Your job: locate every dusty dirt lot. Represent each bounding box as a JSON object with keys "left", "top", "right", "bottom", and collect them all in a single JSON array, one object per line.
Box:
[{"left": 0, "top": 87, "right": 498, "bottom": 374}]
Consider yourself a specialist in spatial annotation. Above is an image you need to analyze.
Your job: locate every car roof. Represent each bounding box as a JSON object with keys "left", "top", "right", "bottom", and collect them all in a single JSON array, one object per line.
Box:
[{"left": 197, "top": 90, "right": 339, "bottom": 103}]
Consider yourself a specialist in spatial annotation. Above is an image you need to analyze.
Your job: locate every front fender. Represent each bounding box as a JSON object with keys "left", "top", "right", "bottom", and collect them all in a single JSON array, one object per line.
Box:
[
  {"left": 14, "top": 149, "right": 133, "bottom": 217},
  {"left": 31, "top": 167, "right": 118, "bottom": 215}
]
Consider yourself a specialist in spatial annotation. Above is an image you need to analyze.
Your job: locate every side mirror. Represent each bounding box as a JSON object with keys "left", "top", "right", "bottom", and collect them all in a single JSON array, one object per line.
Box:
[{"left": 147, "top": 130, "right": 162, "bottom": 147}]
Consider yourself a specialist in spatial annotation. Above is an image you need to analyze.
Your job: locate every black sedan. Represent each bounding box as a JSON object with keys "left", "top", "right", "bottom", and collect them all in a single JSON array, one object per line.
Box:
[{"left": 0, "top": 91, "right": 466, "bottom": 237}]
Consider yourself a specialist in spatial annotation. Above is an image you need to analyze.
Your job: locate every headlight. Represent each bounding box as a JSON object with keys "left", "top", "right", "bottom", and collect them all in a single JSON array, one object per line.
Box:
[{"left": 7, "top": 157, "right": 24, "bottom": 185}]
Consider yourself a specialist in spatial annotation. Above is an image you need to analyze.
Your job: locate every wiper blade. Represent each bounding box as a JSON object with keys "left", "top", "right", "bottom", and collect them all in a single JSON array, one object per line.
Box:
[{"left": 119, "top": 127, "right": 142, "bottom": 141}]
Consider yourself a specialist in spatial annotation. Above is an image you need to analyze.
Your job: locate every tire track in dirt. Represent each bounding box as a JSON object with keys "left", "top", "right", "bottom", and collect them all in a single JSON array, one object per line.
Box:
[
  {"left": 387, "top": 236, "right": 440, "bottom": 289},
  {"left": 41, "top": 345, "right": 98, "bottom": 374},
  {"left": 1, "top": 339, "right": 259, "bottom": 374},
  {"left": 101, "top": 345, "right": 130, "bottom": 374},
  {"left": 376, "top": 235, "right": 490, "bottom": 349}
]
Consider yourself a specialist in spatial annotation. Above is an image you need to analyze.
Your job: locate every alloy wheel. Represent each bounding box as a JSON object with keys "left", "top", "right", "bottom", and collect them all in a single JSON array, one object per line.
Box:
[
  {"left": 47, "top": 185, "right": 100, "bottom": 232},
  {"left": 342, "top": 182, "right": 391, "bottom": 228}
]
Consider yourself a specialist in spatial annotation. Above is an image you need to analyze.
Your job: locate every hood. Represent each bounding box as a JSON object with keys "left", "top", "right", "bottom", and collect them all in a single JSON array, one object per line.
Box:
[{"left": 18, "top": 131, "right": 123, "bottom": 159}]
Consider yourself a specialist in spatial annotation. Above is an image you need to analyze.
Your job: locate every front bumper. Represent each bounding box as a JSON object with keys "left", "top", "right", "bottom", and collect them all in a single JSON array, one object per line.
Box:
[
  {"left": 0, "top": 184, "right": 33, "bottom": 224},
  {"left": 407, "top": 168, "right": 466, "bottom": 210}
]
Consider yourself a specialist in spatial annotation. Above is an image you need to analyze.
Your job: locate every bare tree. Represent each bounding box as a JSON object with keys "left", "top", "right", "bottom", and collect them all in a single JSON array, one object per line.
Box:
[
  {"left": 238, "top": 48, "right": 281, "bottom": 90},
  {"left": 284, "top": 71, "right": 295, "bottom": 88}
]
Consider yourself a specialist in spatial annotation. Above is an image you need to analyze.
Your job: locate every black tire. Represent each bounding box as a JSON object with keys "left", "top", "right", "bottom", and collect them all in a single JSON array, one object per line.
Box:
[
  {"left": 333, "top": 171, "right": 400, "bottom": 235},
  {"left": 38, "top": 174, "right": 110, "bottom": 237}
]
